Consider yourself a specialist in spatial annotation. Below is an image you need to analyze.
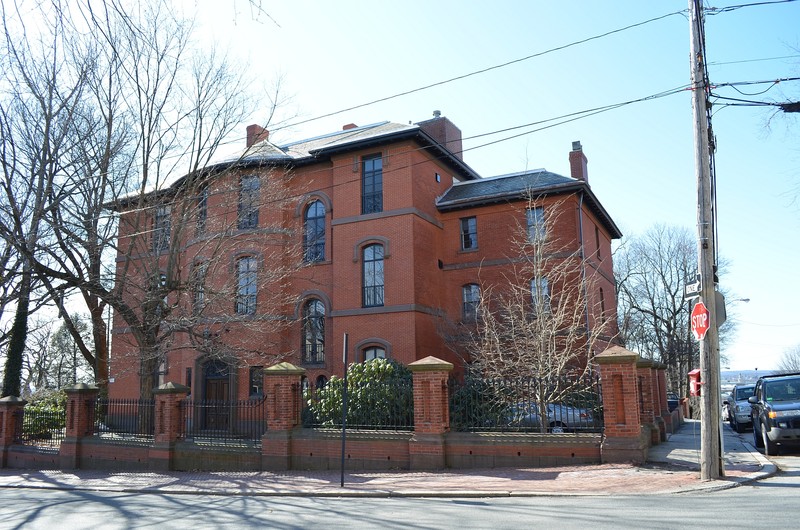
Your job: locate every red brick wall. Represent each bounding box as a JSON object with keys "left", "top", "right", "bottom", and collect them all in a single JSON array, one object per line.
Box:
[{"left": 109, "top": 134, "right": 620, "bottom": 401}]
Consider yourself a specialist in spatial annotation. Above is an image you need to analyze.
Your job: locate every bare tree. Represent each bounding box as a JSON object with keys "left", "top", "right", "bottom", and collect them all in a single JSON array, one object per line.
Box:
[
  {"left": 0, "top": 0, "right": 298, "bottom": 400},
  {"left": 19, "top": 315, "right": 93, "bottom": 396},
  {"left": 777, "top": 344, "right": 800, "bottom": 373},
  {"left": 614, "top": 224, "right": 737, "bottom": 396},
  {"left": 0, "top": 0, "right": 93, "bottom": 396},
  {"left": 448, "top": 196, "right": 613, "bottom": 432}
]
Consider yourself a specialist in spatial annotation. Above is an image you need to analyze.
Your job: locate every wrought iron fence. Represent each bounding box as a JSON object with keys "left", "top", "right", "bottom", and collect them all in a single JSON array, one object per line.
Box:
[
  {"left": 449, "top": 373, "right": 603, "bottom": 433},
  {"left": 14, "top": 406, "right": 66, "bottom": 448},
  {"left": 179, "top": 397, "right": 267, "bottom": 447},
  {"left": 303, "top": 377, "right": 414, "bottom": 431},
  {"left": 94, "top": 398, "right": 155, "bottom": 442}
]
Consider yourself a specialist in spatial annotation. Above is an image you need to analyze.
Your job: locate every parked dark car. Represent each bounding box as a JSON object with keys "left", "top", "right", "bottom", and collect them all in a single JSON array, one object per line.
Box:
[
  {"left": 667, "top": 392, "right": 680, "bottom": 413},
  {"left": 749, "top": 372, "right": 800, "bottom": 456}
]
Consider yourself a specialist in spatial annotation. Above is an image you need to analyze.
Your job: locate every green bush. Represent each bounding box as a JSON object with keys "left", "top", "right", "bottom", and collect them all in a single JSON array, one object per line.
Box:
[
  {"left": 306, "top": 359, "right": 413, "bottom": 428},
  {"left": 23, "top": 389, "right": 67, "bottom": 438}
]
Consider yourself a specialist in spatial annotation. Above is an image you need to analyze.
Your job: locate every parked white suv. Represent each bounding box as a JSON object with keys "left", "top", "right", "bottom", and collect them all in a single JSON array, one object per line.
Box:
[{"left": 728, "top": 383, "right": 755, "bottom": 433}]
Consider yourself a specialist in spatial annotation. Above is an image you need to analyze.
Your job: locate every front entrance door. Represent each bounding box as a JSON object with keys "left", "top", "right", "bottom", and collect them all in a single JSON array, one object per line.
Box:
[{"left": 203, "top": 361, "right": 230, "bottom": 430}]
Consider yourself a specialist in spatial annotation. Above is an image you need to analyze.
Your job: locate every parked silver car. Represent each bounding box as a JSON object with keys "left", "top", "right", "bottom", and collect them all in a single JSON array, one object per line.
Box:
[
  {"left": 547, "top": 403, "right": 596, "bottom": 432},
  {"left": 508, "top": 403, "right": 596, "bottom": 432},
  {"left": 729, "top": 383, "right": 755, "bottom": 433},
  {"left": 508, "top": 403, "right": 543, "bottom": 429}
]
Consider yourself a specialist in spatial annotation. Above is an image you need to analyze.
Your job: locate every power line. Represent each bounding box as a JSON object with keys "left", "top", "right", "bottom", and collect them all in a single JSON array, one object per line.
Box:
[
  {"left": 109, "top": 82, "right": 692, "bottom": 235},
  {"left": 705, "top": 0, "right": 798, "bottom": 14},
  {"left": 265, "top": 9, "right": 687, "bottom": 135},
  {"left": 708, "top": 54, "right": 800, "bottom": 66}
]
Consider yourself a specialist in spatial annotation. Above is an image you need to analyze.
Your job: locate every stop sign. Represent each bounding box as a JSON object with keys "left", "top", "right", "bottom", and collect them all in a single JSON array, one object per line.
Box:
[{"left": 691, "top": 301, "right": 711, "bottom": 341}]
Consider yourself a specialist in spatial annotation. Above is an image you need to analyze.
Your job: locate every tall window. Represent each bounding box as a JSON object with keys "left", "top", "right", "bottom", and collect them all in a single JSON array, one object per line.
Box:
[
  {"left": 362, "top": 244, "right": 384, "bottom": 307},
  {"left": 526, "top": 206, "right": 545, "bottom": 242},
  {"left": 192, "top": 262, "right": 208, "bottom": 314},
  {"left": 303, "top": 200, "right": 326, "bottom": 263},
  {"left": 460, "top": 217, "right": 478, "bottom": 250},
  {"left": 599, "top": 287, "right": 606, "bottom": 321},
  {"left": 235, "top": 256, "right": 257, "bottom": 315},
  {"left": 152, "top": 273, "right": 168, "bottom": 317},
  {"left": 302, "top": 299, "right": 325, "bottom": 364},
  {"left": 364, "top": 347, "right": 386, "bottom": 361},
  {"left": 361, "top": 154, "right": 383, "bottom": 214},
  {"left": 238, "top": 175, "right": 260, "bottom": 229},
  {"left": 196, "top": 187, "right": 208, "bottom": 234},
  {"left": 595, "top": 225, "right": 602, "bottom": 260},
  {"left": 249, "top": 366, "right": 264, "bottom": 397},
  {"left": 152, "top": 205, "right": 171, "bottom": 252},
  {"left": 531, "top": 276, "right": 550, "bottom": 312},
  {"left": 462, "top": 283, "right": 480, "bottom": 321}
]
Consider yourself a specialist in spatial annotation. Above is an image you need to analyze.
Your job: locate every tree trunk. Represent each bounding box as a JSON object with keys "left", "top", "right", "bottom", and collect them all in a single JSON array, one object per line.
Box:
[{"left": 2, "top": 269, "right": 31, "bottom": 397}]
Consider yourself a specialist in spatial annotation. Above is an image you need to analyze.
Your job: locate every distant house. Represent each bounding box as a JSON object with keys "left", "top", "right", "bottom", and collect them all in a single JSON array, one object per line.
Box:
[{"left": 107, "top": 113, "right": 621, "bottom": 400}]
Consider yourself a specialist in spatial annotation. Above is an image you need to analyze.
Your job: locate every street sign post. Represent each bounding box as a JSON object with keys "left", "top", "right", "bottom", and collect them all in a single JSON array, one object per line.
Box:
[{"left": 691, "top": 301, "right": 711, "bottom": 341}]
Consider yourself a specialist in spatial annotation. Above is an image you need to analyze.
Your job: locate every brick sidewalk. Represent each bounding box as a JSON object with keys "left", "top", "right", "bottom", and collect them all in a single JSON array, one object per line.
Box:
[{"left": 0, "top": 461, "right": 762, "bottom": 497}]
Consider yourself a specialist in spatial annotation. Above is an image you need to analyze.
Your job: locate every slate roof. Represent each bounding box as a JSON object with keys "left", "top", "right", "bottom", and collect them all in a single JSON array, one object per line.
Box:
[
  {"left": 234, "top": 121, "right": 414, "bottom": 163},
  {"left": 229, "top": 121, "right": 479, "bottom": 181},
  {"left": 111, "top": 120, "right": 621, "bottom": 240},
  {"left": 437, "top": 169, "right": 572, "bottom": 207},
  {"left": 436, "top": 169, "right": 622, "bottom": 239}
]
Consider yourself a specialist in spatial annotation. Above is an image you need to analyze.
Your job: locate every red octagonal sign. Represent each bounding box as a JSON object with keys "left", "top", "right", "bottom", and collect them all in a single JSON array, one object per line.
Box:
[{"left": 691, "top": 301, "right": 711, "bottom": 341}]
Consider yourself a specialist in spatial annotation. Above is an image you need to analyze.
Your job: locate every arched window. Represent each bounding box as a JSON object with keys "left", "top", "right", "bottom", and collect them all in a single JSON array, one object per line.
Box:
[
  {"left": 362, "top": 244, "right": 384, "bottom": 307},
  {"left": 303, "top": 200, "right": 326, "bottom": 263},
  {"left": 302, "top": 299, "right": 325, "bottom": 364},
  {"left": 462, "top": 283, "right": 480, "bottom": 321},
  {"left": 363, "top": 347, "right": 386, "bottom": 362},
  {"left": 315, "top": 375, "right": 328, "bottom": 389}
]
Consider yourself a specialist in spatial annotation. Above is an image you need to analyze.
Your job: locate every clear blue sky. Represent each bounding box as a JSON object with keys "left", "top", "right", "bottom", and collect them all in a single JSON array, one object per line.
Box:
[{"left": 193, "top": 0, "right": 800, "bottom": 370}]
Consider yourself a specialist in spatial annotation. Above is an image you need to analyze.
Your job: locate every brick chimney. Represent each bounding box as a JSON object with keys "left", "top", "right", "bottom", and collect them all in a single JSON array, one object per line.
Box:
[
  {"left": 246, "top": 124, "right": 269, "bottom": 148},
  {"left": 416, "top": 111, "right": 463, "bottom": 160},
  {"left": 569, "top": 141, "right": 588, "bottom": 182}
]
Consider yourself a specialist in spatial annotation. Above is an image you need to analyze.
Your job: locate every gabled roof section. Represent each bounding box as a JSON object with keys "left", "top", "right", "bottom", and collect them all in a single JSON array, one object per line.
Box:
[
  {"left": 239, "top": 139, "right": 292, "bottom": 163},
  {"left": 436, "top": 169, "right": 622, "bottom": 239}
]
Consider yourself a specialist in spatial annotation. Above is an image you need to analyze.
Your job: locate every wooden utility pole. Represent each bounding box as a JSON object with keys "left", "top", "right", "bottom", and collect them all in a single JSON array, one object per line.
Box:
[{"left": 689, "top": 0, "right": 724, "bottom": 480}]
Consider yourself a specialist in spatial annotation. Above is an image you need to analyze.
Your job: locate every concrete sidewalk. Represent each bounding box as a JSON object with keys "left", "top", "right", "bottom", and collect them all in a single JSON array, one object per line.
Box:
[{"left": 0, "top": 420, "right": 775, "bottom": 497}]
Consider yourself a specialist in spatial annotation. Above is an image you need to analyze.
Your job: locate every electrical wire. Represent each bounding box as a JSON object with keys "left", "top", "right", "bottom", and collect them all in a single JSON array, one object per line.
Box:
[
  {"left": 705, "top": 0, "right": 797, "bottom": 13},
  {"left": 108, "top": 82, "right": 692, "bottom": 241},
  {"left": 266, "top": 9, "right": 688, "bottom": 136},
  {"left": 708, "top": 54, "right": 800, "bottom": 66}
]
